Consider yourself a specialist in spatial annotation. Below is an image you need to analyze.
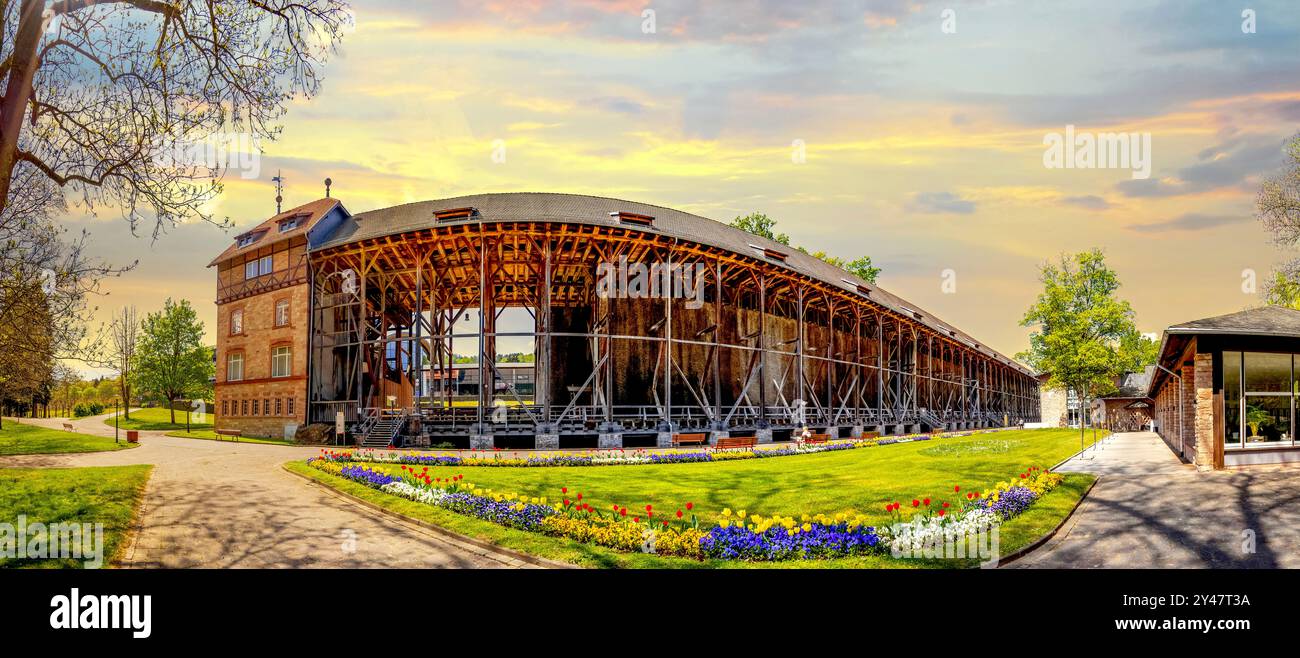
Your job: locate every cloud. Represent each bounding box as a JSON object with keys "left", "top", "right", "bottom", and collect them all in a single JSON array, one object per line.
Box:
[
  {"left": 1117, "top": 134, "right": 1287, "bottom": 197},
  {"left": 906, "top": 191, "right": 976, "bottom": 215},
  {"left": 1061, "top": 195, "right": 1112, "bottom": 210},
  {"left": 1126, "top": 212, "right": 1246, "bottom": 233}
]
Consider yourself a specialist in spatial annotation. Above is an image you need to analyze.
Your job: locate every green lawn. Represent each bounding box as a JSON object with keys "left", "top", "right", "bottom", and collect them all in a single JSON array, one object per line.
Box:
[
  {"left": 290, "top": 427, "right": 1101, "bottom": 568},
  {"left": 165, "top": 429, "right": 295, "bottom": 446},
  {"left": 104, "top": 407, "right": 214, "bottom": 431},
  {"left": 0, "top": 422, "right": 135, "bottom": 456},
  {"left": 0, "top": 465, "right": 152, "bottom": 568}
]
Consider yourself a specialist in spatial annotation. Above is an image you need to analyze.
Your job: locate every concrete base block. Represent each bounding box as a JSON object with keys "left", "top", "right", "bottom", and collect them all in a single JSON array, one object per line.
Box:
[
  {"left": 535, "top": 433, "right": 559, "bottom": 450},
  {"left": 850, "top": 425, "right": 865, "bottom": 439},
  {"left": 755, "top": 428, "right": 774, "bottom": 444},
  {"left": 708, "top": 430, "right": 729, "bottom": 445},
  {"left": 656, "top": 431, "right": 675, "bottom": 448},
  {"left": 470, "top": 434, "right": 494, "bottom": 450},
  {"left": 598, "top": 432, "right": 623, "bottom": 449}
]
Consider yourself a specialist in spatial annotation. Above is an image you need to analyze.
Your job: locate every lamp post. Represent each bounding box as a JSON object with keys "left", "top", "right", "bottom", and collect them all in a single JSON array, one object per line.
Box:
[{"left": 114, "top": 399, "right": 120, "bottom": 444}]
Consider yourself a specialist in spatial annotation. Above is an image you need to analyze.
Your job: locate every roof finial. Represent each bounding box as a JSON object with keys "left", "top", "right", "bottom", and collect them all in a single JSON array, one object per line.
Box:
[
  {"left": 324, "top": 177, "right": 332, "bottom": 198},
  {"left": 272, "top": 170, "right": 285, "bottom": 214}
]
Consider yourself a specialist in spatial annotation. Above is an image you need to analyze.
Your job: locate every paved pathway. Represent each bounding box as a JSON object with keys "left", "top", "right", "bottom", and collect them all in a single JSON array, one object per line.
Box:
[
  {"left": 1013, "top": 431, "right": 1300, "bottom": 568},
  {"left": 1, "top": 413, "right": 535, "bottom": 569}
]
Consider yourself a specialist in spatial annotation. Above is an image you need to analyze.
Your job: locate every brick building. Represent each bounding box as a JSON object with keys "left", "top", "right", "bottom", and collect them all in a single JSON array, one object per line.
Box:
[
  {"left": 1148, "top": 306, "right": 1300, "bottom": 470},
  {"left": 209, "top": 198, "right": 350, "bottom": 437}
]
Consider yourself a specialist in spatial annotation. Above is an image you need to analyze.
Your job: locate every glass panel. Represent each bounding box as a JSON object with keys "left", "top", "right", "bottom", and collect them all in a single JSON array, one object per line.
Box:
[
  {"left": 1223, "top": 351, "right": 1241, "bottom": 447},
  {"left": 245, "top": 261, "right": 258, "bottom": 280},
  {"left": 1244, "top": 395, "right": 1290, "bottom": 446},
  {"left": 1244, "top": 352, "right": 1291, "bottom": 392}
]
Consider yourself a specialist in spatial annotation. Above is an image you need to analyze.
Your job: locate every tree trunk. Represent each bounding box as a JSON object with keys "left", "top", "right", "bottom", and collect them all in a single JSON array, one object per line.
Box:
[
  {"left": 0, "top": 1, "right": 47, "bottom": 216},
  {"left": 169, "top": 398, "right": 176, "bottom": 425}
]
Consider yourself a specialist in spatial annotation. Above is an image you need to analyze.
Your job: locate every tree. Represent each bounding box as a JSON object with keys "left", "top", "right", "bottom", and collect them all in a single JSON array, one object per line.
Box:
[
  {"left": 1117, "top": 329, "right": 1159, "bottom": 373},
  {"left": 730, "top": 212, "right": 790, "bottom": 245},
  {"left": 844, "top": 256, "right": 881, "bottom": 285},
  {"left": 734, "top": 212, "right": 882, "bottom": 283},
  {"left": 105, "top": 305, "right": 139, "bottom": 419},
  {"left": 0, "top": 1, "right": 352, "bottom": 234},
  {"left": 134, "top": 298, "right": 211, "bottom": 424},
  {"left": 1017, "top": 249, "right": 1140, "bottom": 446},
  {"left": 1257, "top": 133, "right": 1300, "bottom": 304}
]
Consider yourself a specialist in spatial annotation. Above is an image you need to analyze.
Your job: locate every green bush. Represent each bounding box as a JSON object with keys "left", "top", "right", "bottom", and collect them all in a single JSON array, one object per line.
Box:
[{"left": 72, "top": 402, "right": 106, "bottom": 418}]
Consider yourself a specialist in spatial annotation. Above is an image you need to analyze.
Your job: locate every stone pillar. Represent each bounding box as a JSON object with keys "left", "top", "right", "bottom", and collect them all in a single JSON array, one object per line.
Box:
[
  {"left": 656, "top": 431, "right": 674, "bottom": 448},
  {"left": 598, "top": 432, "right": 622, "bottom": 449},
  {"left": 470, "top": 434, "right": 493, "bottom": 450},
  {"left": 1180, "top": 360, "right": 1197, "bottom": 464},
  {"left": 535, "top": 433, "right": 559, "bottom": 450},
  {"left": 708, "top": 430, "right": 729, "bottom": 445},
  {"left": 755, "top": 428, "right": 773, "bottom": 444},
  {"left": 1193, "top": 353, "right": 1215, "bottom": 471}
]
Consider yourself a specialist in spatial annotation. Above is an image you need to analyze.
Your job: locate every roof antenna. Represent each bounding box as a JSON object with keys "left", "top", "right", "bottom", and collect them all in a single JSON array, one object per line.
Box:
[
  {"left": 324, "top": 177, "right": 332, "bottom": 198},
  {"left": 272, "top": 170, "right": 285, "bottom": 214}
]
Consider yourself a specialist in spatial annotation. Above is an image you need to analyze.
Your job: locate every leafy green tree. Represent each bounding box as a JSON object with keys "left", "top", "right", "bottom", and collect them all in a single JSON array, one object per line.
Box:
[
  {"left": 134, "top": 299, "right": 213, "bottom": 425},
  {"left": 730, "top": 212, "right": 790, "bottom": 245},
  {"left": 734, "top": 212, "right": 881, "bottom": 283},
  {"left": 1117, "top": 329, "right": 1159, "bottom": 373},
  {"left": 844, "top": 256, "right": 882, "bottom": 285},
  {"left": 1018, "top": 249, "right": 1140, "bottom": 445}
]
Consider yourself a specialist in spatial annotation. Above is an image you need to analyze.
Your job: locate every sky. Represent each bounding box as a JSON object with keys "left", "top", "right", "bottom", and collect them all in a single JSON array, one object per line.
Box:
[{"left": 59, "top": 0, "right": 1300, "bottom": 376}]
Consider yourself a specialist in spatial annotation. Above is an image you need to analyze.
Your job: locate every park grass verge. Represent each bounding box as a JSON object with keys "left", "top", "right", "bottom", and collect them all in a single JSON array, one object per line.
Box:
[
  {"left": 165, "top": 429, "right": 295, "bottom": 446},
  {"left": 285, "top": 444, "right": 1095, "bottom": 569},
  {"left": 0, "top": 421, "right": 136, "bottom": 456},
  {"left": 104, "top": 407, "right": 213, "bottom": 432},
  {"left": 0, "top": 464, "right": 153, "bottom": 568}
]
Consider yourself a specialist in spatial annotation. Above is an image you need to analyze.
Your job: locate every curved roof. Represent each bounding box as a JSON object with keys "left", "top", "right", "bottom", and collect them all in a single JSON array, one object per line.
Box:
[{"left": 312, "top": 192, "right": 1032, "bottom": 375}]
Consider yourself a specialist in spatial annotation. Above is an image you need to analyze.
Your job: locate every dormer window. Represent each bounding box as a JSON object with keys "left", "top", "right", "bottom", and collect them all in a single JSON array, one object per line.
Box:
[
  {"left": 278, "top": 212, "right": 310, "bottom": 232},
  {"left": 610, "top": 211, "right": 654, "bottom": 226},
  {"left": 434, "top": 206, "right": 477, "bottom": 222},
  {"left": 236, "top": 232, "right": 259, "bottom": 248}
]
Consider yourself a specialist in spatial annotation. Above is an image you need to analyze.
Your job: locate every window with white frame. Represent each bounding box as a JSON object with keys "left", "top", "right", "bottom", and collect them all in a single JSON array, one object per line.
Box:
[
  {"left": 227, "top": 352, "right": 244, "bottom": 381},
  {"left": 271, "top": 346, "right": 292, "bottom": 378},
  {"left": 275, "top": 299, "right": 290, "bottom": 327},
  {"left": 230, "top": 309, "right": 243, "bottom": 335}
]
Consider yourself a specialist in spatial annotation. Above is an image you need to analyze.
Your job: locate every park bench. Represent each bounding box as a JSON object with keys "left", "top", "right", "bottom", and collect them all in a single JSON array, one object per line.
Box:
[
  {"left": 671, "top": 432, "right": 707, "bottom": 447},
  {"left": 62, "top": 422, "right": 75, "bottom": 432},
  {"left": 215, "top": 429, "right": 242, "bottom": 442},
  {"left": 861, "top": 431, "right": 881, "bottom": 440},
  {"left": 715, "top": 436, "right": 757, "bottom": 450},
  {"left": 804, "top": 433, "right": 831, "bottom": 444}
]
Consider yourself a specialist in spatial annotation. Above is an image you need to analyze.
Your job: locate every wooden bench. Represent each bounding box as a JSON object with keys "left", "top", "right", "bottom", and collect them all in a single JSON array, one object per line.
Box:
[
  {"left": 671, "top": 432, "right": 707, "bottom": 447},
  {"left": 861, "top": 431, "right": 881, "bottom": 440},
  {"left": 215, "top": 429, "right": 242, "bottom": 442},
  {"left": 62, "top": 422, "right": 74, "bottom": 432},
  {"left": 804, "top": 433, "right": 831, "bottom": 444},
  {"left": 715, "top": 436, "right": 757, "bottom": 450}
]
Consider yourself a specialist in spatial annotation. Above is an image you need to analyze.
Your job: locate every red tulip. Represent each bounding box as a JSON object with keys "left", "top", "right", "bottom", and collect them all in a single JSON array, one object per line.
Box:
[
  {"left": 923, "top": 498, "right": 931, "bottom": 506},
  {"left": 577, "top": 493, "right": 583, "bottom": 500},
  {"left": 954, "top": 485, "right": 960, "bottom": 493},
  {"left": 620, "top": 508, "right": 627, "bottom": 517},
  {"left": 942, "top": 502, "right": 950, "bottom": 508},
  {"left": 912, "top": 499, "right": 920, "bottom": 507},
  {"left": 634, "top": 517, "right": 640, "bottom": 523},
  {"left": 562, "top": 487, "right": 568, "bottom": 494},
  {"left": 563, "top": 499, "right": 570, "bottom": 506},
  {"left": 645, "top": 504, "right": 653, "bottom": 512},
  {"left": 937, "top": 510, "right": 946, "bottom": 517},
  {"left": 686, "top": 502, "right": 694, "bottom": 510}
]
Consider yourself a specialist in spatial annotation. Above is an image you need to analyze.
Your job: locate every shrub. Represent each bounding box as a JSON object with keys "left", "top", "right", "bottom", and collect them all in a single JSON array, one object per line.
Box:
[{"left": 72, "top": 402, "right": 105, "bottom": 418}]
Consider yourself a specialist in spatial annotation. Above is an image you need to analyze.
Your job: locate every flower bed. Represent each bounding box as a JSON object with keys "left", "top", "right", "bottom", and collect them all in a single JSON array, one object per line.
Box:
[
  {"left": 316, "top": 426, "right": 1024, "bottom": 470},
  {"left": 306, "top": 455, "right": 1064, "bottom": 564}
]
